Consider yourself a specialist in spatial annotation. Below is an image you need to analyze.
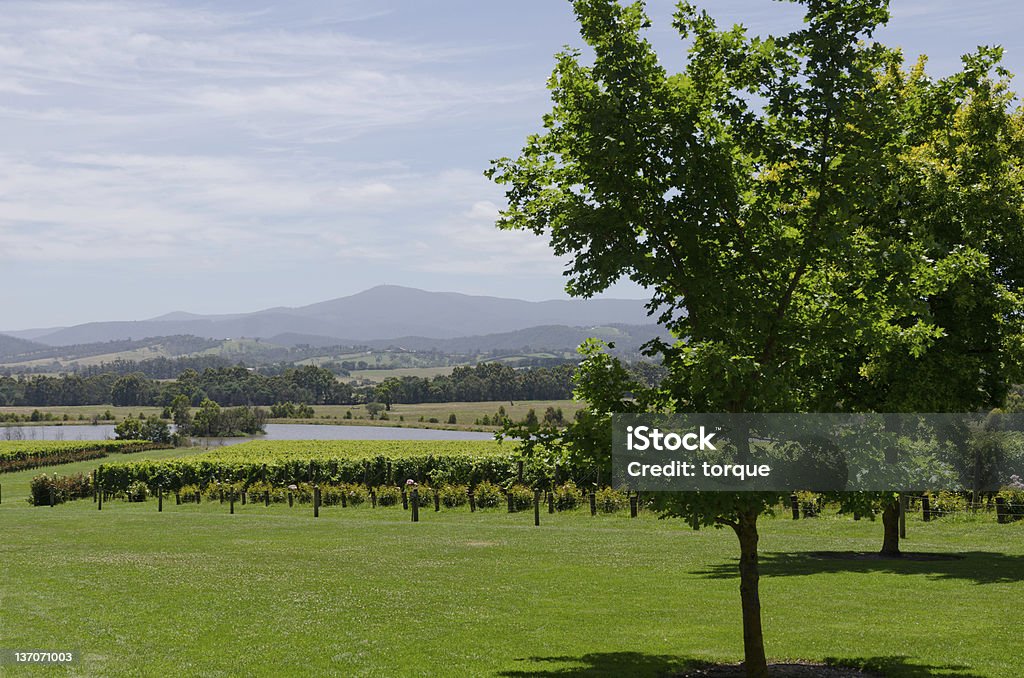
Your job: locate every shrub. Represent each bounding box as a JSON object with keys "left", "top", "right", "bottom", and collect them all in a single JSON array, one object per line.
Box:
[
  {"left": 507, "top": 484, "right": 534, "bottom": 512},
  {"left": 472, "top": 480, "right": 502, "bottom": 509},
  {"left": 342, "top": 483, "right": 369, "bottom": 506},
  {"left": 998, "top": 481, "right": 1024, "bottom": 520},
  {"left": 399, "top": 483, "right": 431, "bottom": 507},
  {"left": 553, "top": 482, "right": 582, "bottom": 511},
  {"left": 376, "top": 486, "right": 401, "bottom": 507},
  {"left": 319, "top": 484, "right": 345, "bottom": 506},
  {"left": 447, "top": 413, "right": 457, "bottom": 425},
  {"left": 595, "top": 487, "right": 627, "bottom": 513},
  {"left": 927, "top": 490, "right": 967, "bottom": 517},
  {"left": 796, "top": 490, "right": 822, "bottom": 517},
  {"left": 439, "top": 484, "right": 468, "bottom": 508},
  {"left": 126, "top": 480, "right": 148, "bottom": 502},
  {"left": 29, "top": 473, "right": 92, "bottom": 506},
  {"left": 179, "top": 484, "right": 202, "bottom": 503}
]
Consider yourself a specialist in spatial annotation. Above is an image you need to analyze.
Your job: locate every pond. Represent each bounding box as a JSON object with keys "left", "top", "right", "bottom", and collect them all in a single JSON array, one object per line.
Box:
[{"left": 0, "top": 423, "right": 495, "bottom": 445}]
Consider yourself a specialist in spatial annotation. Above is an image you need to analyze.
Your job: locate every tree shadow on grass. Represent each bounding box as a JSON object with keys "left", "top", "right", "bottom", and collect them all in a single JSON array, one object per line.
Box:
[
  {"left": 695, "top": 551, "right": 1024, "bottom": 585},
  {"left": 826, "top": 655, "right": 986, "bottom": 677},
  {"left": 495, "top": 652, "right": 986, "bottom": 677},
  {"left": 495, "top": 652, "right": 697, "bottom": 677}
]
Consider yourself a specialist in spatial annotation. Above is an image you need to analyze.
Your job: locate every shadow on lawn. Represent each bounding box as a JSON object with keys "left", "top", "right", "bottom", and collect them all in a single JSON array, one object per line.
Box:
[
  {"left": 495, "top": 652, "right": 986, "bottom": 677},
  {"left": 496, "top": 652, "right": 695, "bottom": 677},
  {"left": 826, "top": 655, "right": 986, "bottom": 677},
  {"left": 695, "top": 551, "right": 1024, "bottom": 585}
]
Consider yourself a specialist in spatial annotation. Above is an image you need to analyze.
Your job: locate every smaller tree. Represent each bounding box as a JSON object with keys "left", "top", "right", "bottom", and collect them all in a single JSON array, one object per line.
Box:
[
  {"left": 114, "top": 416, "right": 144, "bottom": 441},
  {"left": 170, "top": 394, "right": 193, "bottom": 436}
]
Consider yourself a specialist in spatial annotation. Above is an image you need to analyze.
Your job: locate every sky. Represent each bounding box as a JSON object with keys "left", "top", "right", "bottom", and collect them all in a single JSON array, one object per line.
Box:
[{"left": 2, "top": 0, "right": 1024, "bottom": 330}]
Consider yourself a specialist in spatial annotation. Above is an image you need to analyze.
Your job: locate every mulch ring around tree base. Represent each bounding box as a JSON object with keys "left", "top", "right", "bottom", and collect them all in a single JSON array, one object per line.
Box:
[
  {"left": 676, "top": 661, "right": 882, "bottom": 677},
  {"left": 808, "top": 551, "right": 965, "bottom": 562}
]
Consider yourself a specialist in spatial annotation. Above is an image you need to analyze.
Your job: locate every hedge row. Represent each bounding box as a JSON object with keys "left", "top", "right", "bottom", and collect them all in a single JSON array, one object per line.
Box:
[
  {"left": 0, "top": 440, "right": 170, "bottom": 474},
  {"left": 92, "top": 440, "right": 588, "bottom": 493},
  {"left": 100, "top": 480, "right": 633, "bottom": 513}
]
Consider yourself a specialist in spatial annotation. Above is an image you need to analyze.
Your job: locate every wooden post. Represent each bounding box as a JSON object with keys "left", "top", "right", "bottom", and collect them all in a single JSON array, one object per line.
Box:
[
  {"left": 314, "top": 486, "right": 320, "bottom": 518},
  {"left": 219, "top": 489, "right": 224, "bottom": 504},
  {"left": 230, "top": 492, "right": 235, "bottom": 515},
  {"left": 98, "top": 484, "right": 103, "bottom": 511},
  {"left": 158, "top": 488, "right": 163, "bottom": 512},
  {"left": 341, "top": 491, "right": 347, "bottom": 508},
  {"left": 547, "top": 491, "right": 554, "bottom": 514},
  {"left": 265, "top": 491, "right": 270, "bottom": 507},
  {"left": 691, "top": 510, "right": 700, "bottom": 531},
  {"left": 589, "top": 491, "right": 596, "bottom": 517},
  {"left": 469, "top": 491, "right": 476, "bottom": 513},
  {"left": 370, "top": 488, "right": 376, "bottom": 508},
  {"left": 790, "top": 494, "right": 800, "bottom": 520},
  {"left": 241, "top": 491, "right": 246, "bottom": 506},
  {"left": 288, "top": 491, "right": 294, "bottom": 508},
  {"left": 630, "top": 493, "right": 638, "bottom": 519},
  {"left": 411, "top": 489, "right": 419, "bottom": 522},
  {"left": 996, "top": 496, "right": 1008, "bottom": 524},
  {"left": 922, "top": 494, "right": 931, "bottom": 522},
  {"left": 175, "top": 492, "right": 181, "bottom": 506},
  {"left": 534, "top": 490, "right": 540, "bottom": 526},
  {"left": 507, "top": 492, "right": 514, "bottom": 513},
  {"left": 434, "top": 489, "right": 440, "bottom": 512},
  {"left": 196, "top": 491, "right": 201, "bottom": 504},
  {"left": 402, "top": 488, "right": 408, "bottom": 510},
  {"left": 899, "top": 493, "right": 908, "bottom": 539}
]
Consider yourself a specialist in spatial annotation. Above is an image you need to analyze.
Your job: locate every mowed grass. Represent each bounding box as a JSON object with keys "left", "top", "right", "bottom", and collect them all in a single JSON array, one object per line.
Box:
[{"left": 1, "top": 471, "right": 1023, "bottom": 677}]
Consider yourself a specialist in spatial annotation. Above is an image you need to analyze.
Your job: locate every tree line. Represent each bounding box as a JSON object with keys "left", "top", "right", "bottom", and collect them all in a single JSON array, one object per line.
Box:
[{"left": 0, "top": 362, "right": 577, "bottom": 408}]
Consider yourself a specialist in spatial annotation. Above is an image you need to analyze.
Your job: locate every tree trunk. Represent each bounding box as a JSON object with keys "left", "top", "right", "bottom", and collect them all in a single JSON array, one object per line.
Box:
[
  {"left": 733, "top": 509, "right": 769, "bottom": 678},
  {"left": 880, "top": 499, "right": 901, "bottom": 557}
]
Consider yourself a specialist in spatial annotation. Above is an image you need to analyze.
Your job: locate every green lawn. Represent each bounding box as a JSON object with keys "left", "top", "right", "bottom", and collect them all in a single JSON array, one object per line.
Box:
[{"left": 1, "top": 462, "right": 1022, "bottom": 677}]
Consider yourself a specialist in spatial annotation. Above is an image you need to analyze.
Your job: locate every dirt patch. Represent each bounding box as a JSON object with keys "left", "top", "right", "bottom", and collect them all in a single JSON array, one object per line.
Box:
[{"left": 676, "top": 661, "right": 882, "bottom": 677}]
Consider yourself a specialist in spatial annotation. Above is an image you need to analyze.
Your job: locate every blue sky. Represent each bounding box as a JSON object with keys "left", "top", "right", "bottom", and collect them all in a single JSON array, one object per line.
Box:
[{"left": 3, "top": 0, "right": 1023, "bottom": 329}]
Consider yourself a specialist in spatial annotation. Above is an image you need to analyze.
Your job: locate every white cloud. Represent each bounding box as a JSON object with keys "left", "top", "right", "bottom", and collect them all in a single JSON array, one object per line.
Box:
[{"left": 0, "top": 1, "right": 535, "bottom": 143}]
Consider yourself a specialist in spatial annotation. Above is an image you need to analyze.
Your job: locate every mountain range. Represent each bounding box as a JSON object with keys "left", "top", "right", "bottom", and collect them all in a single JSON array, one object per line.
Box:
[{"left": 3, "top": 285, "right": 656, "bottom": 348}]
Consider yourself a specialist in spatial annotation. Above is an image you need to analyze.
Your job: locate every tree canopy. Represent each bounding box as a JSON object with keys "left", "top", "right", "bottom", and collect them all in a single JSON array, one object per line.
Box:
[{"left": 489, "top": 0, "right": 1024, "bottom": 674}]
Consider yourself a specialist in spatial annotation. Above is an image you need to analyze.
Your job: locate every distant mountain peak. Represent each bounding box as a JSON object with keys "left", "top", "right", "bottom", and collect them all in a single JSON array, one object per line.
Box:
[{"left": 10, "top": 286, "right": 655, "bottom": 347}]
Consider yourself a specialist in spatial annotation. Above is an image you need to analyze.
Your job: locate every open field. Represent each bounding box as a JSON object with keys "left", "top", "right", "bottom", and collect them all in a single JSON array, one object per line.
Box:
[
  {"left": 2, "top": 451, "right": 1023, "bottom": 677},
  {"left": 310, "top": 399, "right": 585, "bottom": 425},
  {"left": 0, "top": 345, "right": 173, "bottom": 371},
  {"left": 0, "top": 405, "right": 166, "bottom": 423},
  {"left": 0, "top": 400, "right": 582, "bottom": 431}
]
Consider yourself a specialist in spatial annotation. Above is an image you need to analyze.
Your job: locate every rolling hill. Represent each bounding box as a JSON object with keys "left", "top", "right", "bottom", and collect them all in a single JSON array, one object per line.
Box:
[{"left": 9, "top": 285, "right": 654, "bottom": 347}]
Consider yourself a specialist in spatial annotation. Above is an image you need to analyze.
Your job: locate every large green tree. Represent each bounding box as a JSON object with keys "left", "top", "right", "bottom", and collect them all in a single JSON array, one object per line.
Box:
[{"left": 489, "top": 0, "right": 1024, "bottom": 674}]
